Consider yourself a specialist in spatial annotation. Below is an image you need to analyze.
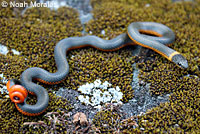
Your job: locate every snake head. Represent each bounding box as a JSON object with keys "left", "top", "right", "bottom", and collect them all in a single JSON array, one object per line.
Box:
[{"left": 171, "top": 54, "right": 188, "bottom": 69}]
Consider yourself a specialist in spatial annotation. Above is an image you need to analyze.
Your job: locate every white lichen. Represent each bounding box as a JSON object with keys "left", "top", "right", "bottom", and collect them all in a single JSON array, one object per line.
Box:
[
  {"left": 78, "top": 79, "right": 123, "bottom": 107},
  {"left": 0, "top": 74, "right": 9, "bottom": 94},
  {"left": 0, "top": 44, "right": 20, "bottom": 55},
  {"left": 101, "top": 30, "right": 105, "bottom": 35},
  {"left": 0, "top": 44, "right": 9, "bottom": 55},
  {"left": 11, "top": 49, "right": 20, "bottom": 55}
]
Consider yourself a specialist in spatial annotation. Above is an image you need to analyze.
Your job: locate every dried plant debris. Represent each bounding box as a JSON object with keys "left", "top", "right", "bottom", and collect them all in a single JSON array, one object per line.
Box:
[
  {"left": 92, "top": 103, "right": 131, "bottom": 133},
  {"left": 73, "top": 112, "right": 88, "bottom": 126},
  {"left": 0, "top": 92, "right": 73, "bottom": 133}
]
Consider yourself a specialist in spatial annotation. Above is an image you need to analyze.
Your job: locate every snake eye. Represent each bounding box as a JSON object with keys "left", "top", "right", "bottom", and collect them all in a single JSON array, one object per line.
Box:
[
  {"left": 8, "top": 84, "right": 28, "bottom": 103},
  {"left": 171, "top": 53, "right": 188, "bottom": 69}
]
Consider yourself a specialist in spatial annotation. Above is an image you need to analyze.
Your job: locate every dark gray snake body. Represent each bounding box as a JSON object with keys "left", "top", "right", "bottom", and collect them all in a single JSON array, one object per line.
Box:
[{"left": 7, "top": 22, "right": 188, "bottom": 116}]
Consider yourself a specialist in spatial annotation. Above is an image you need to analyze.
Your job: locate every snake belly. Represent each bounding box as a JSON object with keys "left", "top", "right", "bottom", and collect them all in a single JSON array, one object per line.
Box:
[{"left": 8, "top": 22, "right": 188, "bottom": 116}]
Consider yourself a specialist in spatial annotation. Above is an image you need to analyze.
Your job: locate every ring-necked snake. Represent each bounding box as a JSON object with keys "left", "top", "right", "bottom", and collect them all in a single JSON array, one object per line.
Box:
[{"left": 6, "top": 22, "right": 188, "bottom": 116}]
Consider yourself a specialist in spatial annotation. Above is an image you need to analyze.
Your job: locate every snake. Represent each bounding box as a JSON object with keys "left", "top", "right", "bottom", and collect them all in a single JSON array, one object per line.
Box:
[{"left": 6, "top": 22, "right": 188, "bottom": 116}]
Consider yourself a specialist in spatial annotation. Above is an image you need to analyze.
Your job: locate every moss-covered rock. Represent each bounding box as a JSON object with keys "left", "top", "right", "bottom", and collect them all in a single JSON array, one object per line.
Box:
[
  {"left": 88, "top": 0, "right": 200, "bottom": 133},
  {"left": 0, "top": 92, "right": 72, "bottom": 133},
  {"left": 65, "top": 47, "right": 134, "bottom": 103},
  {"left": 0, "top": 0, "right": 200, "bottom": 133}
]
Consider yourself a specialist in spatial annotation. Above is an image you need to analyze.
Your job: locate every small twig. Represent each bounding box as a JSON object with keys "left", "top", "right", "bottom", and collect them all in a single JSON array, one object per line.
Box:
[{"left": 23, "top": 121, "right": 46, "bottom": 127}]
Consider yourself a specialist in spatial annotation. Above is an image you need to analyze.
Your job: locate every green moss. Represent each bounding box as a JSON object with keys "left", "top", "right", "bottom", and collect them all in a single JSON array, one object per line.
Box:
[
  {"left": 0, "top": 3, "right": 80, "bottom": 133},
  {"left": 88, "top": 0, "right": 200, "bottom": 76},
  {"left": 0, "top": 0, "right": 35, "bottom": 18},
  {"left": 0, "top": 6, "right": 82, "bottom": 80},
  {"left": 136, "top": 55, "right": 188, "bottom": 95},
  {"left": 92, "top": 104, "right": 123, "bottom": 133},
  {"left": 65, "top": 47, "right": 134, "bottom": 102},
  {"left": 136, "top": 76, "right": 200, "bottom": 133}
]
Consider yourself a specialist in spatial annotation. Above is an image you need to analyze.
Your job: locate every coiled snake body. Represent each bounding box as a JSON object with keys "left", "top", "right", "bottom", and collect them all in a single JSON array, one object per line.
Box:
[{"left": 6, "top": 22, "right": 188, "bottom": 116}]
